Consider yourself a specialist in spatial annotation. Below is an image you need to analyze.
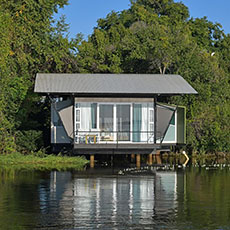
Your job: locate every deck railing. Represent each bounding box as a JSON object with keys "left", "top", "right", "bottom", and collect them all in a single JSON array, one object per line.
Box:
[{"left": 74, "top": 130, "right": 163, "bottom": 145}]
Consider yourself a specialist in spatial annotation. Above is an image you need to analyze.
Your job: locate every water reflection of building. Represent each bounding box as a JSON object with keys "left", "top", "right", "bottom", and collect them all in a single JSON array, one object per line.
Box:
[
  {"left": 46, "top": 170, "right": 183, "bottom": 229},
  {"left": 153, "top": 172, "right": 178, "bottom": 224},
  {"left": 69, "top": 177, "right": 155, "bottom": 228}
]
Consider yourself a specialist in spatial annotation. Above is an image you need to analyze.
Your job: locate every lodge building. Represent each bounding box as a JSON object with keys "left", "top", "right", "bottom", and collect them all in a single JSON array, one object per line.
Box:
[{"left": 34, "top": 73, "right": 197, "bottom": 166}]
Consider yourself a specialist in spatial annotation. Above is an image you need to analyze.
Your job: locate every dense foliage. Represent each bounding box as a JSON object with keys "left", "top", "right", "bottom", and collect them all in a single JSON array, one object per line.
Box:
[
  {"left": 0, "top": 0, "right": 78, "bottom": 154},
  {"left": 0, "top": 0, "right": 229, "bottom": 154},
  {"left": 77, "top": 0, "right": 230, "bottom": 154}
]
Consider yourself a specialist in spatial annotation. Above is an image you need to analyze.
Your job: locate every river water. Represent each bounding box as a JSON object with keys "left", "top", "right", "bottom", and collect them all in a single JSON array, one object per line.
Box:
[{"left": 1, "top": 166, "right": 230, "bottom": 230}]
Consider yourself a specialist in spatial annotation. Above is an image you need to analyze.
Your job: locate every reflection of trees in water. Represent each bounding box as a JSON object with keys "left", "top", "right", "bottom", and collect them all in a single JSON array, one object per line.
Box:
[
  {"left": 177, "top": 168, "right": 230, "bottom": 229},
  {"left": 6, "top": 168, "right": 230, "bottom": 229},
  {"left": 0, "top": 170, "right": 46, "bottom": 229},
  {"left": 0, "top": 169, "right": 180, "bottom": 229},
  {"left": 49, "top": 169, "right": 230, "bottom": 229}
]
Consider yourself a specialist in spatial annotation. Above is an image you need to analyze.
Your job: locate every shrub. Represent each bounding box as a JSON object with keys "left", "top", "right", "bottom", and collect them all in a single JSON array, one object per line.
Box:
[{"left": 15, "top": 130, "right": 43, "bottom": 154}]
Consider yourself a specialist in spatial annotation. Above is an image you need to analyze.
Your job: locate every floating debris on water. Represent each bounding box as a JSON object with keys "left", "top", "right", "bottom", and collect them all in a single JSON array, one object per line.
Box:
[{"left": 117, "top": 164, "right": 179, "bottom": 175}]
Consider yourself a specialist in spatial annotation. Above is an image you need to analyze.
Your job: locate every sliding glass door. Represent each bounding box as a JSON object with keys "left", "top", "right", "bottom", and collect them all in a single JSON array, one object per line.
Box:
[
  {"left": 133, "top": 104, "right": 142, "bottom": 142},
  {"left": 117, "top": 105, "right": 130, "bottom": 141},
  {"left": 99, "top": 104, "right": 114, "bottom": 141}
]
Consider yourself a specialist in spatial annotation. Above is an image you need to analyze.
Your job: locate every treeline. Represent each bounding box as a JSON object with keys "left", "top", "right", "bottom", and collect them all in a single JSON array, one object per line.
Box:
[
  {"left": 0, "top": 0, "right": 78, "bottom": 154},
  {"left": 0, "top": 0, "right": 229, "bottom": 154}
]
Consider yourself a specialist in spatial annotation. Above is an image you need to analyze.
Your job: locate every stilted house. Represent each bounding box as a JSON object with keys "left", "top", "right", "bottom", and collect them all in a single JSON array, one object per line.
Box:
[{"left": 34, "top": 74, "right": 197, "bottom": 156}]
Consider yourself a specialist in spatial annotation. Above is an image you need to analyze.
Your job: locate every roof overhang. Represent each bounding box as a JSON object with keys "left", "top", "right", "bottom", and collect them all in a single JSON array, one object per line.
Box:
[{"left": 34, "top": 73, "right": 198, "bottom": 97}]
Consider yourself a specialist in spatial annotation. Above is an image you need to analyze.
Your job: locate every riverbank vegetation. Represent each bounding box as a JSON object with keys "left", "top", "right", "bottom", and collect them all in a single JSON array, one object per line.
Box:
[
  {"left": 0, "top": 0, "right": 229, "bottom": 155},
  {"left": 0, "top": 153, "right": 88, "bottom": 171}
]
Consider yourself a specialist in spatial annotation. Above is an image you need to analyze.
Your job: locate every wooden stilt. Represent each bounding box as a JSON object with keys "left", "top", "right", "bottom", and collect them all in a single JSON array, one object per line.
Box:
[
  {"left": 148, "top": 154, "right": 153, "bottom": 165},
  {"left": 136, "top": 154, "right": 141, "bottom": 168},
  {"left": 90, "top": 154, "right": 95, "bottom": 168},
  {"left": 156, "top": 151, "right": 162, "bottom": 165}
]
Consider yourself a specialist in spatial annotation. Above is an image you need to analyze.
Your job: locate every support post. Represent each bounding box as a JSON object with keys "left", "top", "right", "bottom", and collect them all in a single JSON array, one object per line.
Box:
[
  {"left": 148, "top": 154, "right": 153, "bottom": 165},
  {"left": 90, "top": 154, "right": 95, "bottom": 168},
  {"left": 136, "top": 154, "right": 141, "bottom": 168},
  {"left": 156, "top": 150, "right": 162, "bottom": 165}
]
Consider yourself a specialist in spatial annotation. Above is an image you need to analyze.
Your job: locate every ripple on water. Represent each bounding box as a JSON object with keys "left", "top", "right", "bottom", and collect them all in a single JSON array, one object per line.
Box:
[{"left": 0, "top": 168, "right": 230, "bottom": 229}]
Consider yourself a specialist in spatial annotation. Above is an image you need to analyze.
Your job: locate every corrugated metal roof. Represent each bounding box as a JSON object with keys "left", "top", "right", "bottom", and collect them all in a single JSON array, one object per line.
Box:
[{"left": 34, "top": 73, "right": 198, "bottom": 95}]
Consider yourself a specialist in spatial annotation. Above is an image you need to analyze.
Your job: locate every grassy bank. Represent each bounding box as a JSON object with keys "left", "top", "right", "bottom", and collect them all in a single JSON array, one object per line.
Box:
[{"left": 0, "top": 153, "right": 89, "bottom": 171}]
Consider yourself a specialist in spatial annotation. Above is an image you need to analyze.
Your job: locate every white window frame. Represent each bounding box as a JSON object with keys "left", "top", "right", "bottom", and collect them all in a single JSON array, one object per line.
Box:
[
  {"left": 149, "top": 107, "right": 154, "bottom": 143},
  {"left": 75, "top": 103, "right": 81, "bottom": 132}
]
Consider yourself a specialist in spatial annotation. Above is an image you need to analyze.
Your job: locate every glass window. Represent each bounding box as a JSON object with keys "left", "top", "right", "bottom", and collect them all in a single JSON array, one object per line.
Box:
[
  {"left": 99, "top": 105, "right": 114, "bottom": 141},
  {"left": 91, "top": 103, "right": 97, "bottom": 129},
  {"left": 99, "top": 105, "right": 113, "bottom": 131},
  {"left": 163, "top": 113, "right": 176, "bottom": 142},
  {"left": 76, "top": 110, "right": 80, "bottom": 122},
  {"left": 75, "top": 103, "right": 81, "bottom": 134},
  {"left": 150, "top": 124, "right": 154, "bottom": 131},
  {"left": 133, "top": 104, "right": 142, "bottom": 142},
  {"left": 76, "top": 123, "right": 80, "bottom": 130},
  {"left": 170, "top": 114, "right": 175, "bottom": 125},
  {"left": 117, "top": 105, "right": 130, "bottom": 141},
  {"left": 149, "top": 108, "right": 154, "bottom": 143},
  {"left": 150, "top": 110, "right": 154, "bottom": 123}
]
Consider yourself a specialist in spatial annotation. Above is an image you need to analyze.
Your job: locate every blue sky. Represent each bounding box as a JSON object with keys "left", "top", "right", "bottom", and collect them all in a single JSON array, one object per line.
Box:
[{"left": 55, "top": 0, "right": 230, "bottom": 39}]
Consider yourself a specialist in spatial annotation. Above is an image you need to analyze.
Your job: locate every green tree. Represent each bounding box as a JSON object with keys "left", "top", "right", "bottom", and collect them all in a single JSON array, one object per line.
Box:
[
  {"left": 0, "top": 0, "right": 78, "bottom": 154},
  {"left": 76, "top": 0, "right": 230, "bottom": 154}
]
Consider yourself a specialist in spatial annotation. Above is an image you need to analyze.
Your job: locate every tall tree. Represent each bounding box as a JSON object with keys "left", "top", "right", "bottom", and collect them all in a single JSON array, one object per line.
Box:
[
  {"left": 76, "top": 0, "right": 230, "bottom": 154},
  {"left": 0, "top": 0, "right": 77, "bottom": 154}
]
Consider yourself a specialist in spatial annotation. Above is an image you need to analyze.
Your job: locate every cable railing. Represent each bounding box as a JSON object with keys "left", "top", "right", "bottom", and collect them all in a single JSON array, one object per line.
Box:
[{"left": 74, "top": 130, "right": 163, "bottom": 145}]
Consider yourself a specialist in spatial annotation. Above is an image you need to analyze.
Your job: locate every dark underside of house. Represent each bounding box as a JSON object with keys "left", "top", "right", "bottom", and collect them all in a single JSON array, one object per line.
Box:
[{"left": 52, "top": 143, "right": 180, "bottom": 155}]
